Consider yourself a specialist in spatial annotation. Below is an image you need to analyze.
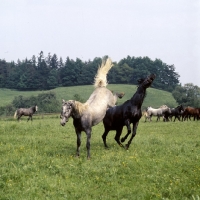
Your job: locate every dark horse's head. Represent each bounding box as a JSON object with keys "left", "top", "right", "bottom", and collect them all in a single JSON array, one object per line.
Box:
[
  {"left": 177, "top": 104, "right": 184, "bottom": 112},
  {"left": 60, "top": 100, "right": 74, "bottom": 126},
  {"left": 137, "top": 74, "right": 156, "bottom": 88}
]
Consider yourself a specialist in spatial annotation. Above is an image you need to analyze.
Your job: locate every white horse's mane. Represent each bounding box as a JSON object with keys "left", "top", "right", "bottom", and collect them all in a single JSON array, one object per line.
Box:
[{"left": 73, "top": 101, "right": 88, "bottom": 117}]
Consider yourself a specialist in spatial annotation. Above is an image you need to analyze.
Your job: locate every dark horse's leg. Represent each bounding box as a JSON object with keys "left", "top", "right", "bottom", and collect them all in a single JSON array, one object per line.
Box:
[
  {"left": 114, "top": 126, "right": 124, "bottom": 147},
  {"left": 173, "top": 115, "right": 176, "bottom": 122},
  {"left": 102, "top": 128, "right": 110, "bottom": 148},
  {"left": 125, "top": 121, "right": 139, "bottom": 150},
  {"left": 174, "top": 115, "right": 180, "bottom": 122},
  {"left": 121, "top": 119, "right": 131, "bottom": 143}
]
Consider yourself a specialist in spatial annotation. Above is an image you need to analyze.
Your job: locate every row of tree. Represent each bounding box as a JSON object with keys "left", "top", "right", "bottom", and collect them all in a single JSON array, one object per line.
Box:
[
  {"left": 172, "top": 83, "right": 200, "bottom": 107},
  {"left": 0, "top": 51, "right": 180, "bottom": 92}
]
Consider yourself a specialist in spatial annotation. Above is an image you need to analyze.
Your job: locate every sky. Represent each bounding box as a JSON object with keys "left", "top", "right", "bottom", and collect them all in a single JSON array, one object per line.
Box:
[{"left": 1, "top": 0, "right": 200, "bottom": 86}]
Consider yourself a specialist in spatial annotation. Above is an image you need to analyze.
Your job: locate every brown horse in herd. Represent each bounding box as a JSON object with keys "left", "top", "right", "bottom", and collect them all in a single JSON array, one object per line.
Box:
[{"left": 182, "top": 106, "right": 200, "bottom": 121}]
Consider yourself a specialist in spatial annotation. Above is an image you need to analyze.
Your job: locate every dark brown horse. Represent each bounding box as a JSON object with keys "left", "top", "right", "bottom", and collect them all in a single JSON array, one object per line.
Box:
[
  {"left": 182, "top": 106, "right": 200, "bottom": 121},
  {"left": 102, "top": 74, "right": 156, "bottom": 149},
  {"left": 14, "top": 105, "right": 38, "bottom": 122}
]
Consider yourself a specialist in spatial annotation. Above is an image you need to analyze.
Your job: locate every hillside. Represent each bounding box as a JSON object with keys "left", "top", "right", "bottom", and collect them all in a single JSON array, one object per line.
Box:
[{"left": 0, "top": 84, "right": 177, "bottom": 109}]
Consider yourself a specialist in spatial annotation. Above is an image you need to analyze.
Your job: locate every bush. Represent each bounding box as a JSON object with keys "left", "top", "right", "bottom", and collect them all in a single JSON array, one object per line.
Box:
[{"left": 0, "top": 92, "right": 61, "bottom": 116}]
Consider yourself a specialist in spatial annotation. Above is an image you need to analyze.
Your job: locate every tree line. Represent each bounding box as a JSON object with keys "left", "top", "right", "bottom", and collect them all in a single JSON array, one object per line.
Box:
[
  {"left": 172, "top": 83, "right": 200, "bottom": 107},
  {"left": 0, "top": 51, "right": 180, "bottom": 92}
]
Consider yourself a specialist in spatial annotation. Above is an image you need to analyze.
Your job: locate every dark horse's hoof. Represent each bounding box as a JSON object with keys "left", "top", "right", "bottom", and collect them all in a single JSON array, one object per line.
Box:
[
  {"left": 125, "top": 144, "right": 129, "bottom": 150},
  {"left": 104, "top": 145, "right": 109, "bottom": 149}
]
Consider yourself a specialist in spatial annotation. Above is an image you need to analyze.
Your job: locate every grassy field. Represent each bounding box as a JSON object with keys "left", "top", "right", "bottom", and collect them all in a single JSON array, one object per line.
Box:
[
  {"left": 0, "top": 84, "right": 177, "bottom": 109},
  {"left": 0, "top": 115, "right": 199, "bottom": 199}
]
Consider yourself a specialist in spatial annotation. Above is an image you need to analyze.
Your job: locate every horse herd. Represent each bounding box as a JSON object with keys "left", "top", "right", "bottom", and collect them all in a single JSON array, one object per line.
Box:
[
  {"left": 13, "top": 58, "right": 199, "bottom": 159},
  {"left": 144, "top": 105, "right": 200, "bottom": 122}
]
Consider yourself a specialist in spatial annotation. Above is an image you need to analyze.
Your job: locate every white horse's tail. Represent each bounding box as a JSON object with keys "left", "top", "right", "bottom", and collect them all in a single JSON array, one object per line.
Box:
[
  {"left": 14, "top": 110, "right": 17, "bottom": 119},
  {"left": 94, "top": 57, "right": 113, "bottom": 88}
]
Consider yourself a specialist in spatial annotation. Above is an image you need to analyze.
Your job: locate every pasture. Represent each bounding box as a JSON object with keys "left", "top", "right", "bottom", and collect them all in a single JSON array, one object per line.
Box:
[
  {"left": 0, "top": 84, "right": 177, "bottom": 109},
  {"left": 0, "top": 115, "right": 199, "bottom": 199}
]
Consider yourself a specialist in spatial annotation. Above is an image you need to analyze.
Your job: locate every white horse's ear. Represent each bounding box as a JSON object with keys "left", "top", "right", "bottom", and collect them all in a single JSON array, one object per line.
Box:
[{"left": 62, "top": 99, "right": 65, "bottom": 103}]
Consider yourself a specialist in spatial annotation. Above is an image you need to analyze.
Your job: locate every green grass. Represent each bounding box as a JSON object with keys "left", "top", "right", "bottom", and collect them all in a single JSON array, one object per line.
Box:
[
  {"left": 0, "top": 84, "right": 177, "bottom": 109},
  {"left": 0, "top": 115, "right": 199, "bottom": 199}
]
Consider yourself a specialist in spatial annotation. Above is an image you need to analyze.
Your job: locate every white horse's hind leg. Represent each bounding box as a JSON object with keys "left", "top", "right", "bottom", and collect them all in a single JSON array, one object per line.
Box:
[
  {"left": 85, "top": 129, "right": 91, "bottom": 159},
  {"left": 76, "top": 131, "right": 81, "bottom": 157}
]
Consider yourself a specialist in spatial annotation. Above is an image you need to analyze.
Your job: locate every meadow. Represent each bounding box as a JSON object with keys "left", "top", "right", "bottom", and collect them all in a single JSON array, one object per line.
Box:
[
  {"left": 0, "top": 115, "right": 199, "bottom": 200},
  {"left": 0, "top": 84, "right": 177, "bottom": 109}
]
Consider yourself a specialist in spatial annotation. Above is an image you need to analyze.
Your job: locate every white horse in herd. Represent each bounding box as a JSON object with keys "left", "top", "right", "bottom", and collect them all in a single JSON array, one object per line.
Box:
[{"left": 144, "top": 105, "right": 171, "bottom": 122}]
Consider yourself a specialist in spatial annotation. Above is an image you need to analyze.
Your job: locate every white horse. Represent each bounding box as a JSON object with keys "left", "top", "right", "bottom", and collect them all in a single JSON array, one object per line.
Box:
[
  {"left": 60, "top": 58, "right": 124, "bottom": 159},
  {"left": 145, "top": 105, "right": 170, "bottom": 122}
]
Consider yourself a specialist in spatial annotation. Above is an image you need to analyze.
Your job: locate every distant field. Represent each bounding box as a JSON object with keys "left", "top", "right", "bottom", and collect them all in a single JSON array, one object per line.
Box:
[
  {"left": 0, "top": 115, "right": 199, "bottom": 199},
  {"left": 0, "top": 84, "right": 177, "bottom": 109}
]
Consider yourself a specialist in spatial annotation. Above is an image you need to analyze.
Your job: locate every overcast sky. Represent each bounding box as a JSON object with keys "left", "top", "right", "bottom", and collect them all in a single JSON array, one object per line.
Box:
[{"left": 1, "top": 0, "right": 200, "bottom": 86}]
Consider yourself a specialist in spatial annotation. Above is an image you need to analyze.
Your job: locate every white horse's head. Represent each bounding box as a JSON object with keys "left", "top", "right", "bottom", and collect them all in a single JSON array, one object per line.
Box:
[
  {"left": 146, "top": 106, "right": 152, "bottom": 111},
  {"left": 60, "top": 100, "right": 74, "bottom": 126}
]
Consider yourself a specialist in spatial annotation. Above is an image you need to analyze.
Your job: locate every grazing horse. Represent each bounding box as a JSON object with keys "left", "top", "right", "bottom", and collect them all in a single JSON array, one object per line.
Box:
[
  {"left": 163, "top": 105, "right": 184, "bottom": 122},
  {"left": 102, "top": 74, "right": 156, "bottom": 149},
  {"left": 182, "top": 106, "right": 200, "bottom": 121},
  {"left": 60, "top": 58, "right": 124, "bottom": 159},
  {"left": 14, "top": 105, "right": 38, "bottom": 122},
  {"left": 145, "top": 105, "right": 170, "bottom": 122}
]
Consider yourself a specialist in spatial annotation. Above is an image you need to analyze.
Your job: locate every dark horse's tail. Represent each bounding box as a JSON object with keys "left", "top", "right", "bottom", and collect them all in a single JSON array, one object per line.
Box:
[
  {"left": 14, "top": 110, "right": 17, "bottom": 119},
  {"left": 94, "top": 58, "right": 113, "bottom": 88}
]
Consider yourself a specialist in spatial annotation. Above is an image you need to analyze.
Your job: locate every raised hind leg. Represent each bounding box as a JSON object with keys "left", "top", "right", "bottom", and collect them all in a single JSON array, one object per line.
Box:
[{"left": 125, "top": 121, "right": 139, "bottom": 150}]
